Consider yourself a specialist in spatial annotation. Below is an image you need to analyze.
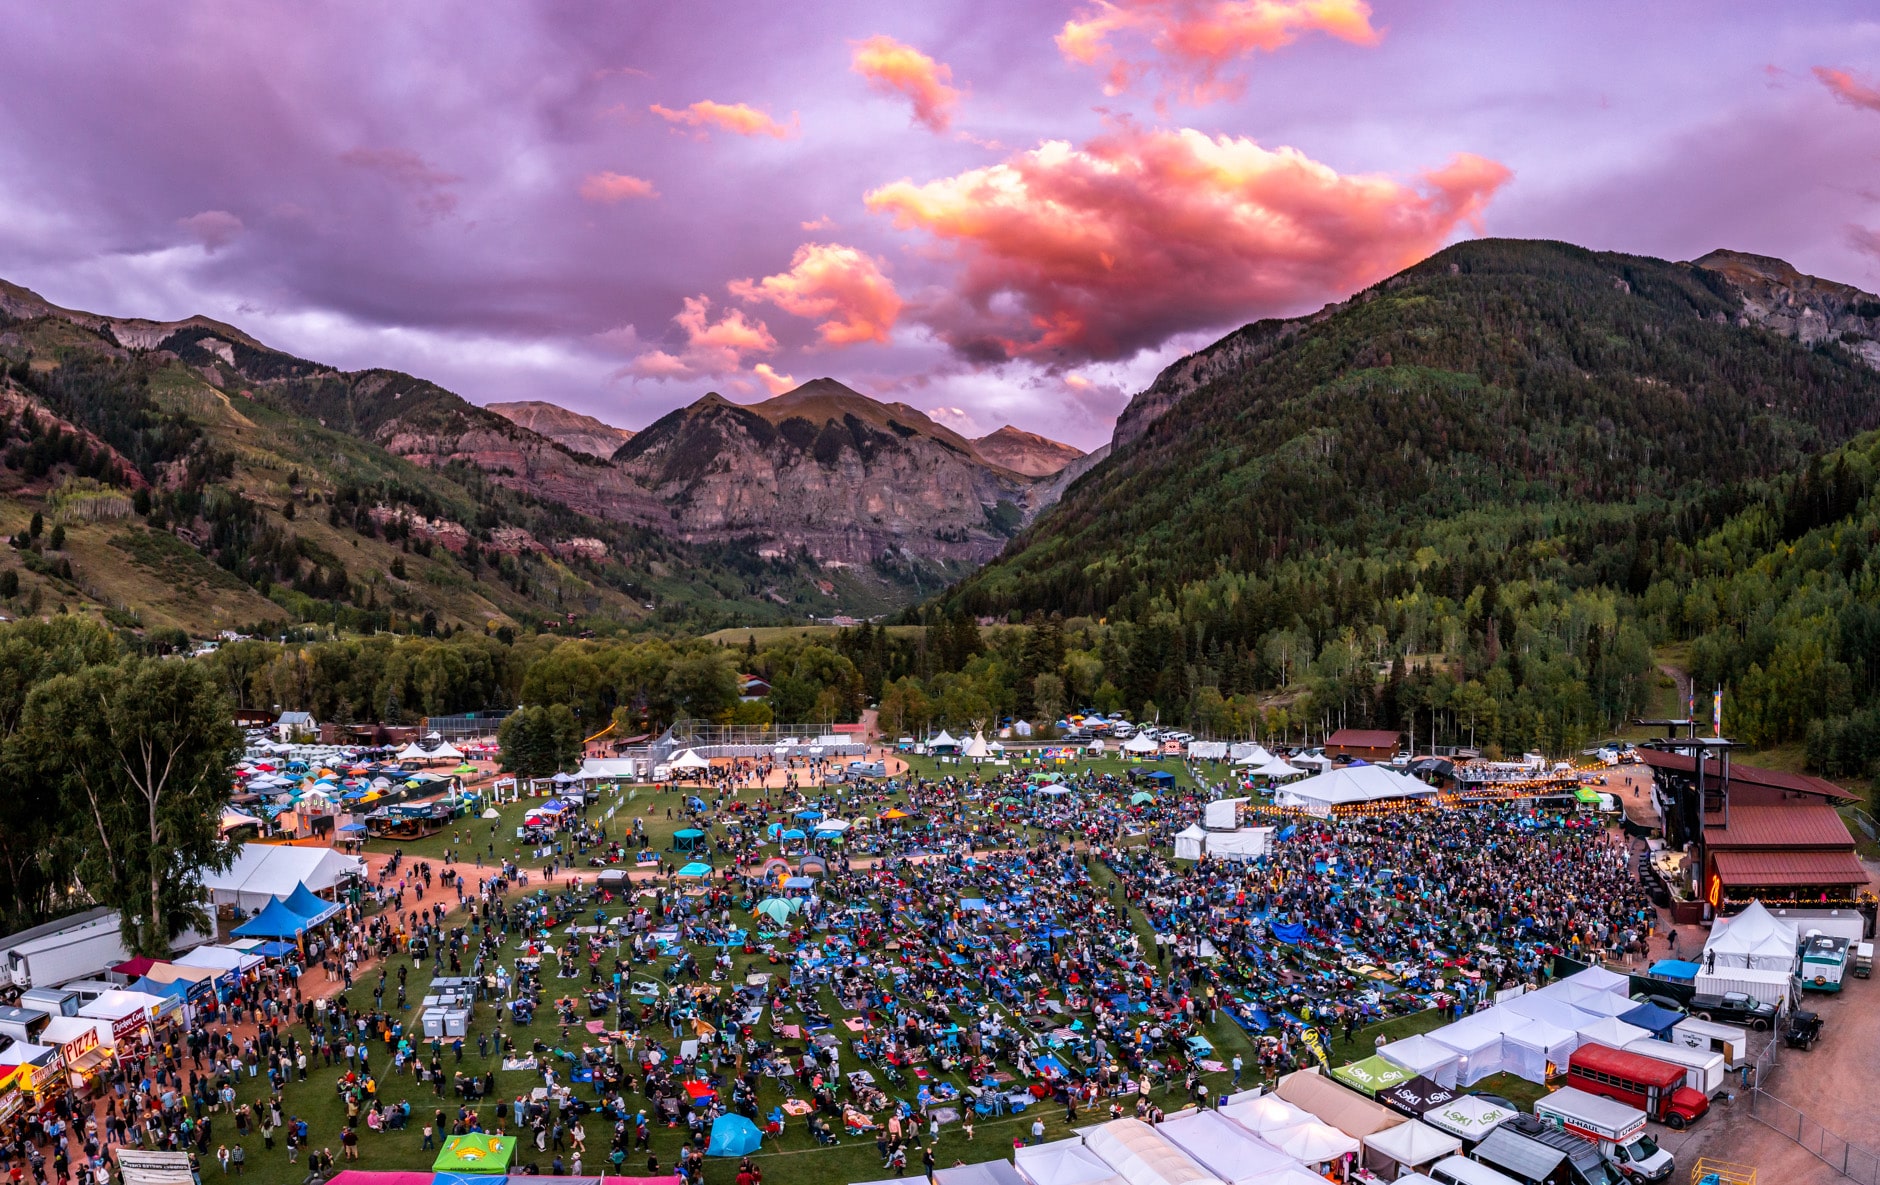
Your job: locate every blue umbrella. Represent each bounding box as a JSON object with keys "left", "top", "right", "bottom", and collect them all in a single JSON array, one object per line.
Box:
[{"left": 706, "top": 1114, "right": 762, "bottom": 1157}]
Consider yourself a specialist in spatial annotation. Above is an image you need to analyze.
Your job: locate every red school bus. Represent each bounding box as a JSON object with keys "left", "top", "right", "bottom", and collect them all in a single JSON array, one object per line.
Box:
[{"left": 1566, "top": 1043, "right": 1709, "bottom": 1129}]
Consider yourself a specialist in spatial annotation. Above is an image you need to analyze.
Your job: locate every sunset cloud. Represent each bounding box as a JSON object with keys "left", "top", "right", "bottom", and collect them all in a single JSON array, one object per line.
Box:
[
  {"left": 578, "top": 171, "right": 657, "bottom": 202},
  {"left": 730, "top": 242, "right": 903, "bottom": 346},
  {"left": 851, "top": 35, "right": 962, "bottom": 133},
  {"left": 649, "top": 99, "right": 797, "bottom": 139},
  {"left": 1814, "top": 66, "right": 1880, "bottom": 113},
  {"left": 624, "top": 294, "right": 776, "bottom": 381},
  {"left": 754, "top": 362, "right": 797, "bottom": 394},
  {"left": 340, "top": 146, "right": 462, "bottom": 217},
  {"left": 865, "top": 127, "right": 1509, "bottom": 363},
  {"left": 177, "top": 209, "right": 244, "bottom": 253},
  {"left": 1058, "top": 0, "right": 1381, "bottom": 104}
]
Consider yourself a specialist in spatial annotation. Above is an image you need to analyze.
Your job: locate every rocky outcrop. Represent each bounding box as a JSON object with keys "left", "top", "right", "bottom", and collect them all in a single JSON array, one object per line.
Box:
[
  {"left": 612, "top": 379, "right": 1047, "bottom": 564},
  {"left": 1692, "top": 249, "right": 1880, "bottom": 369},
  {"left": 1110, "top": 308, "right": 1338, "bottom": 449},
  {"left": 971, "top": 425, "right": 1085, "bottom": 476},
  {"left": 485, "top": 400, "right": 634, "bottom": 459}
]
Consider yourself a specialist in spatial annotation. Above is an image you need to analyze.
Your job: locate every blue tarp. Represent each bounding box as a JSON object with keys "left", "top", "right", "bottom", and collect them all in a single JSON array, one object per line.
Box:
[
  {"left": 1648, "top": 960, "right": 1700, "bottom": 982},
  {"left": 1270, "top": 922, "right": 1308, "bottom": 944},
  {"left": 1620, "top": 1002, "right": 1684, "bottom": 1036},
  {"left": 232, "top": 896, "right": 310, "bottom": 938},
  {"left": 706, "top": 1114, "right": 762, "bottom": 1157}
]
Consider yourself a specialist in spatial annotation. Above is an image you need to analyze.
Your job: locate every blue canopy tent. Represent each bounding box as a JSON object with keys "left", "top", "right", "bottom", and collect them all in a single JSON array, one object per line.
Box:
[
  {"left": 1145, "top": 770, "right": 1176, "bottom": 785},
  {"left": 706, "top": 1114, "right": 763, "bottom": 1157},
  {"left": 1620, "top": 1001, "right": 1684, "bottom": 1037},
  {"left": 232, "top": 897, "right": 310, "bottom": 939},
  {"left": 283, "top": 883, "right": 342, "bottom": 926},
  {"left": 128, "top": 976, "right": 192, "bottom": 1003},
  {"left": 251, "top": 941, "right": 298, "bottom": 959}
]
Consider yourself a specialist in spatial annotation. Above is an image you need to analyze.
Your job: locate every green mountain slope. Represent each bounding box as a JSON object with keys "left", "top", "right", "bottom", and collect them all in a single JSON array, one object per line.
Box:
[
  {"left": 0, "top": 292, "right": 863, "bottom": 638},
  {"left": 953, "top": 239, "right": 1880, "bottom": 618}
]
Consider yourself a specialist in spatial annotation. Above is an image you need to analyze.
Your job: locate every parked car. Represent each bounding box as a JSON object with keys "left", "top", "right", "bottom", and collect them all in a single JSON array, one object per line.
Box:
[
  {"left": 1687, "top": 991, "right": 1776, "bottom": 1031},
  {"left": 1783, "top": 1010, "right": 1823, "bottom": 1051}
]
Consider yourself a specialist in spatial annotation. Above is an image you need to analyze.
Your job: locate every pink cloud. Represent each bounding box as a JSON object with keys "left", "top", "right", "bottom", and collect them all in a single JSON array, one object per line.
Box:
[
  {"left": 1849, "top": 224, "right": 1880, "bottom": 259},
  {"left": 730, "top": 242, "right": 902, "bottom": 346},
  {"left": 864, "top": 126, "right": 1509, "bottom": 363},
  {"left": 579, "top": 171, "right": 658, "bottom": 202},
  {"left": 649, "top": 100, "right": 797, "bottom": 139},
  {"left": 623, "top": 294, "right": 776, "bottom": 381},
  {"left": 339, "top": 146, "right": 461, "bottom": 217},
  {"left": 801, "top": 215, "right": 836, "bottom": 231},
  {"left": 754, "top": 362, "right": 797, "bottom": 394},
  {"left": 1814, "top": 66, "right": 1880, "bottom": 113},
  {"left": 850, "top": 35, "right": 962, "bottom": 133},
  {"left": 177, "top": 209, "right": 244, "bottom": 252},
  {"left": 1058, "top": 0, "right": 1381, "bottom": 105}
]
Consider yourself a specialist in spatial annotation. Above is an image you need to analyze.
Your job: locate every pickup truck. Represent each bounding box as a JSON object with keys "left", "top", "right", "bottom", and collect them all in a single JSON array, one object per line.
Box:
[{"left": 1687, "top": 991, "right": 1776, "bottom": 1031}]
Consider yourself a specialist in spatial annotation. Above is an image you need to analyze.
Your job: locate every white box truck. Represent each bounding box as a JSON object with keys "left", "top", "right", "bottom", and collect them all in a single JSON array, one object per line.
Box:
[
  {"left": 1623, "top": 1038, "right": 1727, "bottom": 1097},
  {"left": 0, "top": 909, "right": 127, "bottom": 999},
  {"left": 1531, "top": 1086, "right": 1675, "bottom": 1182},
  {"left": 1667, "top": 1018, "right": 1747, "bottom": 1069}
]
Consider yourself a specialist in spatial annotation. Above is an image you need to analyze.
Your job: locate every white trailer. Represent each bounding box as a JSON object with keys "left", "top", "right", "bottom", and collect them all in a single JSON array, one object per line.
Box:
[
  {"left": 1693, "top": 966, "right": 1794, "bottom": 1012},
  {"left": 0, "top": 909, "right": 126, "bottom": 999},
  {"left": 1767, "top": 908, "right": 1868, "bottom": 945},
  {"left": 1668, "top": 1018, "right": 1748, "bottom": 1069},
  {"left": 1624, "top": 1038, "right": 1728, "bottom": 1097}
]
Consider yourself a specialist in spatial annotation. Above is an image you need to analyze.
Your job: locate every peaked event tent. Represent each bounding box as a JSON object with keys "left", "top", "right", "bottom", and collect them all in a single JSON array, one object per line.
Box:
[
  {"left": 1122, "top": 734, "right": 1160, "bottom": 754},
  {"left": 201, "top": 845, "right": 363, "bottom": 913},
  {"left": 1015, "top": 1140, "right": 1129, "bottom": 1185},
  {"left": 1360, "top": 1120, "right": 1462, "bottom": 1178},
  {"left": 282, "top": 882, "right": 341, "bottom": 925},
  {"left": 928, "top": 731, "right": 960, "bottom": 751},
  {"left": 669, "top": 750, "right": 711, "bottom": 771},
  {"left": 1703, "top": 900, "right": 1800, "bottom": 972},
  {"left": 231, "top": 897, "right": 315, "bottom": 939},
  {"left": 1221, "top": 1093, "right": 1317, "bottom": 1137},
  {"left": 1157, "top": 1110, "right": 1300, "bottom": 1184},
  {"left": 1077, "top": 1118, "right": 1227, "bottom": 1185},
  {"left": 1378, "top": 1034, "right": 1462, "bottom": 1089},
  {"left": 428, "top": 742, "right": 465, "bottom": 761}
]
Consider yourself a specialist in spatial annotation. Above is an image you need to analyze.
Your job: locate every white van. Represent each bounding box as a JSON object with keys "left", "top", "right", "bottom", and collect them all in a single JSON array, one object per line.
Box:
[{"left": 1429, "top": 1156, "right": 1522, "bottom": 1185}]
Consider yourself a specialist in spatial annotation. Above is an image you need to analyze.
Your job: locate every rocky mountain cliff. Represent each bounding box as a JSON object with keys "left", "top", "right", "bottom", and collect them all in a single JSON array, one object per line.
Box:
[
  {"left": 1692, "top": 249, "right": 1880, "bottom": 368},
  {"left": 612, "top": 379, "right": 1048, "bottom": 565},
  {"left": 486, "top": 400, "right": 634, "bottom": 459},
  {"left": 970, "top": 425, "right": 1085, "bottom": 476}
]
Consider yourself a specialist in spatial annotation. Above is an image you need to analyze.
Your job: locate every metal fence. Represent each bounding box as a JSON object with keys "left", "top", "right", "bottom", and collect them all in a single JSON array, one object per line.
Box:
[{"left": 1750, "top": 1089, "right": 1880, "bottom": 1184}]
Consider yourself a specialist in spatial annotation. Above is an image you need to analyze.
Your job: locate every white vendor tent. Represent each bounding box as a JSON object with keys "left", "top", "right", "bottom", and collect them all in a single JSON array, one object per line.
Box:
[
  {"left": 428, "top": 742, "right": 464, "bottom": 761},
  {"left": 1077, "top": 1119, "right": 1227, "bottom": 1185},
  {"left": 1203, "top": 798, "right": 1247, "bottom": 830},
  {"left": 395, "top": 742, "right": 430, "bottom": 761},
  {"left": 1502, "top": 991, "right": 1597, "bottom": 1033},
  {"left": 1206, "top": 829, "right": 1274, "bottom": 860},
  {"left": 1425, "top": 1012, "right": 1517, "bottom": 1086},
  {"left": 1221, "top": 1093, "right": 1318, "bottom": 1138},
  {"left": 218, "top": 808, "right": 264, "bottom": 834},
  {"left": 1421, "top": 1095, "right": 1513, "bottom": 1143},
  {"left": 1087, "top": 739, "right": 1107, "bottom": 754},
  {"left": 1704, "top": 901, "right": 1800, "bottom": 972},
  {"left": 1361, "top": 1121, "right": 1462, "bottom": 1180},
  {"left": 1158, "top": 1110, "right": 1299, "bottom": 1184},
  {"left": 1016, "top": 1141, "right": 1129, "bottom": 1185},
  {"left": 578, "top": 757, "right": 641, "bottom": 780},
  {"left": 173, "top": 945, "right": 264, "bottom": 974},
  {"left": 928, "top": 730, "right": 960, "bottom": 751},
  {"left": 1499, "top": 1015, "right": 1578, "bottom": 1083},
  {"left": 1264, "top": 1123, "right": 1359, "bottom": 1166},
  {"left": 1173, "top": 825, "right": 1208, "bottom": 861},
  {"left": 1188, "top": 741, "right": 1228, "bottom": 761},
  {"left": 669, "top": 749, "right": 711, "bottom": 771},
  {"left": 1377, "top": 1033, "right": 1462, "bottom": 1089},
  {"left": 1275, "top": 765, "right": 1435, "bottom": 815},
  {"left": 1122, "top": 734, "right": 1160, "bottom": 755},
  {"left": 1231, "top": 744, "right": 1274, "bottom": 765},
  {"left": 201, "top": 845, "right": 364, "bottom": 914},
  {"left": 1574, "top": 1016, "right": 1650, "bottom": 1050},
  {"left": 1249, "top": 758, "right": 1306, "bottom": 780}
]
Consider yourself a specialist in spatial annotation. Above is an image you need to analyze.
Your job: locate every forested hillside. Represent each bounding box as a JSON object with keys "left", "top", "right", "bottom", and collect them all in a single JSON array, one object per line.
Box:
[{"left": 928, "top": 240, "right": 1880, "bottom": 767}]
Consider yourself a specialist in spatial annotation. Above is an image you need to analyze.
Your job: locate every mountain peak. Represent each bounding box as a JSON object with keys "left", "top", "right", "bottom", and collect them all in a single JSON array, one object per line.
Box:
[
  {"left": 972, "top": 425, "right": 1086, "bottom": 476},
  {"left": 485, "top": 400, "right": 634, "bottom": 460}
]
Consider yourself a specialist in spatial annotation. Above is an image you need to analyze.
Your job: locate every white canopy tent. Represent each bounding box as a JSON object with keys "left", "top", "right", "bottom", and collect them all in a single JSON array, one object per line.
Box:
[
  {"left": 1704, "top": 900, "right": 1800, "bottom": 972},
  {"left": 1377, "top": 1033, "right": 1462, "bottom": 1089},
  {"left": 1574, "top": 1016, "right": 1651, "bottom": 1050},
  {"left": 1077, "top": 1119, "right": 1228, "bottom": 1185},
  {"left": 1249, "top": 758, "right": 1306, "bottom": 780},
  {"left": 1425, "top": 1012, "right": 1517, "bottom": 1086},
  {"left": 1264, "top": 1123, "right": 1359, "bottom": 1165},
  {"left": 1173, "top": 825, "right": 1208, "bottom": 861},
  {"left": 1016, "top": 1141, "right": 1129, "bottom": 1185},
  {"left": 395, "top": 742, "right": 430, "bottom": 761},
  {"left": 578, "top": 757, "right": 641, "bottom": 780},
  {"left": 1188, "top": 741, "right": 1228, "bottom": 761},
  {"left": 1421, "top": 1095, "right": 1513, "bottom": 1142},
  {"left": 1360, "top": 1121, "right": 1462, "bottom": 1179},
  {"left": 1275, "top": 766, "right": 1435, "bottom": 816},
  {"left": 1158, "top": 1111, "right": 1300, "bottom": 1185},
  {"left": 1203, "top": 798, "right": 1247, "bottom": 830},
  {"left": 1231, "top": 745, "right": 1274, "bottom": 765},
  {"left": 1221, "top": 1094, "right": 1317, "bottom": 1138},
  {"left": 200, "top": 845, "right": 364, "bottom": 914},
  {"left": 668, "top": 749, "right": 711, "bottom": 771},
  {"left": 428, "top": 742, "right": 465, "bottom": 761},
  {"left": 1122, "top": 734, "right": 1160, "bottom": 755},
  {"left": 1502, "top": 991, "right": 1597, "bottom": 1033},
  {"left": 1499, "top": 1014, "right": 1578, "bottom": 1083},
  {"left": 1205, "top": 829, "right": 1274, "bottom": 861},
  {"left": 1086, "top": 739, "right": 1107, "bottom": 755},
  {"left": 928, "top": 730, "right": 960, "bottom": 751},
  {"left": 218, "top": 808, "right": 265, "bottom": 834}
]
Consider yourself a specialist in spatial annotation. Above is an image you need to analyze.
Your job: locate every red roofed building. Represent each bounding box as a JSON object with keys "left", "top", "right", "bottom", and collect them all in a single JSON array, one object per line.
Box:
[
  {"left": 1640, "top": 749, "right": 1871, "bottom": 913},
  {"left": 1324, "top": 728, "right": 1403, "bottom": 762}
]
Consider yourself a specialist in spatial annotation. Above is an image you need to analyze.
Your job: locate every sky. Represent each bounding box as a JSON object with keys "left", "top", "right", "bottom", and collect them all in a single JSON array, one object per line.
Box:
[{"left": 2, "top": 2, "right": 1879, "bottom": 450}]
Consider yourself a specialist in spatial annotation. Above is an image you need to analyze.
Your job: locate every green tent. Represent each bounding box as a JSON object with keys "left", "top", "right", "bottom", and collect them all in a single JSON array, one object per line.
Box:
[
  {"left": 433, "top": 1134, "right": 517, "bottom": 1172},
  {"left": 1330, "top": 1055, "right": 1412, "bottom": 1097},
  {"left": 1575, "top": 786, "right": 1603, "bottom": 804},
  {"left": 755, "top": 898, "right": 794, "bottom": 925},
  {"left": 1130, "top": 791, "right": 1155, "bottom": 805},
  {"left": 672, "top": 828, "right": 706, "bottom": 851}
]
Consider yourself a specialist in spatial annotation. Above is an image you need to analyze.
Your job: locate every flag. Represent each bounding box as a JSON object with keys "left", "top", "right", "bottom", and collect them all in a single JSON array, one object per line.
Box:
[
  {"left": 1713, "top": 687, "right": 1723, "bottom": 738},
  {"left": 1301, "top": 1025, "right": 1331, "bottom": 1068}
]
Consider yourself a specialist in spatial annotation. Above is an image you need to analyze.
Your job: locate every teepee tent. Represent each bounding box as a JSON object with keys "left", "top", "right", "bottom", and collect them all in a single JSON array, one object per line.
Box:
[{"left": 962, "top": 732, "right": 995, "bottom": 759}]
